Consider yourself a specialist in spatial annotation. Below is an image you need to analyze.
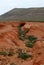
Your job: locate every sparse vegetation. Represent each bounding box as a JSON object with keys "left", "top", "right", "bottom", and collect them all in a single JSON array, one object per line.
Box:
[
  {"left": 18, "top": 26, "right": 29, "bottom": 41},
  {"left": 26, "top": 41, "right": 35, "bottom": 48},
  {"left": 8, "top": 50, "right": 14, "bottom": 56},
  {"left": 0, "top": 51, "right": 7, "bottom": 56},
  {"left": 28, "top": 35, "right": 37, "bottom": 43},
  {"left": 25, "top": 35, "right": 37, "bottom": 48},
  {"left": 10, "top": 63, "right": 16, "bottom": 65},
  {"left": 18, "top": 52, "right": 32, "bottom": 60},
  {"left": 0, "top": 48, "right": 14, "bottom": 56},
  {"left": 18, "top": 27, "right": 25, "bottom": 40}
]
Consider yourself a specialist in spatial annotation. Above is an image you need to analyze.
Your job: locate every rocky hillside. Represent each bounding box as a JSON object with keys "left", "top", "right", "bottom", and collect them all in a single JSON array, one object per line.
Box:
[
  {"left": 0, "top": 8, "right": 44, "bottom": 21},
  {"left": 0, "top": 21, "right": 44, "bottom": 65}
]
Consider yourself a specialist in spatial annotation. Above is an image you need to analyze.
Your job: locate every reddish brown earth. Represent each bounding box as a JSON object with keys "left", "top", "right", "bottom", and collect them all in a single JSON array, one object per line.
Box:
[{"left": 0, "top": 21, "right": 44, "bottom": 65}]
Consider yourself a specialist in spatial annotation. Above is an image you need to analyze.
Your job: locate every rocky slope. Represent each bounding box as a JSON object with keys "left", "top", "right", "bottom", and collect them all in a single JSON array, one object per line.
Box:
[
  {"left": 0, "top": 8, "right": 44, "bottom": 21},
  {"left": 0, "top": 21, "right": 44, "bottom": 65}
]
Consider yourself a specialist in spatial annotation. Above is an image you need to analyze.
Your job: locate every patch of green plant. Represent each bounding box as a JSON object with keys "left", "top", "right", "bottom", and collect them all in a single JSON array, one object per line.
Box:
[
  {"left": 19, "top": 28, "right": 25, "bottom": 40},
  {"left": 0, "top": 51, "right": 7, "bottom": 56},
  {"left": 28, "top": 35, "right": 37, "bottom": 42},
  {"left": 10, "top": 63, "right": 16, "bottom": 65},
  {"left": 26, "top": 41, "right": 35, "bottom": 48},
  {"left": 18, "top": 52, "right": 32, "bottom": 60},
  {"left": 25, "top": 35, "right": 37, "bottom": 48},
  {"left": 18, "top": 26, "right": 29, "bottom": 41}
]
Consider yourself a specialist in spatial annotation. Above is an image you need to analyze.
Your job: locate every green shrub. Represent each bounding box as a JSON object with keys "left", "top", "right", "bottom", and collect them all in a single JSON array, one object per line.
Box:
[
  {"left": 0, "top": 51, "right": 7, "bottom": 56},
  {"left": 26, "top": 42, "right": 35, "bottom": 48},
  {"left": 28, "top": 35, "right": 37, "bottom": 42},
  {"left": 18, "top": 52, "right": 32, "bottom": 60},
  {"left": 18, "top": 27, "right": 29, "bottom": 41}
]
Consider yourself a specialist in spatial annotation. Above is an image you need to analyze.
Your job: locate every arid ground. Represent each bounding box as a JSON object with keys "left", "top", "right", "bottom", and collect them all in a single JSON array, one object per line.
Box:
[{"left": 0, "top": 21, "right": 44, "bottom": 65}]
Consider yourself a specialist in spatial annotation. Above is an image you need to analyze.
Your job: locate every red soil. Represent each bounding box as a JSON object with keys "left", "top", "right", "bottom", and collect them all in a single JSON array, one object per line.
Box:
[{"left": 0, "top": 21, "right": 44, "bottom": 65}]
